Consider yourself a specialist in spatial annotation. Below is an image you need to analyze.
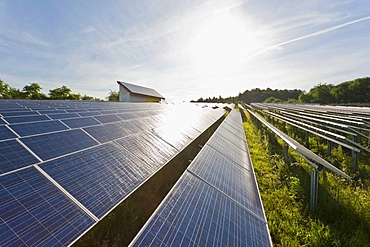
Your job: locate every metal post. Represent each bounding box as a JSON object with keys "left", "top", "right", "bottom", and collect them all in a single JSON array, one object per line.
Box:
[
  {"left": 310, "top": 169, "right": 319, "bottom": 214},
  {"left": 283, "top": 145, "right": 289, "bottom": 162},
  {"left": 305, "top": 131, "right": 309, "bottom": 148},
  {"left": 352, "top": 135, "right": 359, "bottom": 173},
  {"left": 327, "top": 140, "right": 332, "bottom": 156}
]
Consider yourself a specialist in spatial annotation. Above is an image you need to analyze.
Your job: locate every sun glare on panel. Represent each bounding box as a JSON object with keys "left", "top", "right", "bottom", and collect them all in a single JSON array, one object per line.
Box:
[{"left": 186, "top": 13, "right": 257, "bottom": 73}]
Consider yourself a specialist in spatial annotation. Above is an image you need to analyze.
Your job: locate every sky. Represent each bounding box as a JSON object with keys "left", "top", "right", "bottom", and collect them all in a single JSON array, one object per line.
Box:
[{"left": 1, "top": 0, "right": 370, "bottom": 101}]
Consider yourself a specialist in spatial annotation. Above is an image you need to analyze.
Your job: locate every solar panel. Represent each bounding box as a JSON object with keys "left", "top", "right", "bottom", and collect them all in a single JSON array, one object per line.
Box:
[
  {"left": 47, "top": 113, "right": 80, "bottom": 120},
  {"left": 41, "top": 142, "right": 157, "bottom": 219},
  {"left": 116, "top": 112, "right": 136, "bottom": 120},
  {"left": 61, "top": 117, "right": 100, "bottom": 128},
  {"left": 9, "top": 120, "right": 69, "bottom": 137},
  {"left": 131, "top": 172, "right": 270, "bottom": 247},
  {"left": 151, "top": 125, "right": 193, "bottom": 151},
  {"left": 0, "top": 167, "right": 95, "bottom": 246},
  {"left": 21, "top": 129, "right": 99, "bottom": 160},
  {"left": 188, "top": 145, "right": 264, "bottom": 217},
  {"left": 206, "top": 133, "right": 249, "bottom": 167},
  {"left": 84, "top": 123, "right": 130, "bottom": 143},
  {"left": 78, "top": 111, "right": 102, "bottom": 117},
  {"left": 0, "top": 110, "right": 39, "bottom": 117},
  {"left": 0, "top": 140, "right": 39, "bottom": 174},
  {"left": 0, "top": 100, "right": 229, "bottom": 245},
  {"left": 37, "top": 110, "right": 67, "bottom": 115},
  {"left": 114, "top": 131, "right": 178, "bottom": 170},
  {"left": 0, "top": 125, "right": 17, "bottom": 141},
  {"left": 4, "top": 115, "right": 50, "bottom": 124},
  {"left": 94, "top": 114, "right": 122, "bottom": 123},
  {"left": 0, "top": 118, "right": 6, "bottom": 125}
]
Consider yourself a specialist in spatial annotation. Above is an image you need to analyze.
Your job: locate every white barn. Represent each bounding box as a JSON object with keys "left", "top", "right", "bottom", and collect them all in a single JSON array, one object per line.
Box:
[{"left": 117, "top": 81, "right": 165, "bottom": 102}]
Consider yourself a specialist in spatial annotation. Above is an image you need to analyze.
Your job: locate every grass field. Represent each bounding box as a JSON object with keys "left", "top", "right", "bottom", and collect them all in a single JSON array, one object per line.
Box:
[{"left": 243, "top": 110, "right": 370, "bottom": 246}]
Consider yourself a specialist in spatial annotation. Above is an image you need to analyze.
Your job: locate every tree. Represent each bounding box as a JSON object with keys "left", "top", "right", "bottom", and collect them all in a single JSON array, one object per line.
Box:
[
  {"left": 23, "top": 83, "right": 47, "bottom": 100},
  {"left": 49, "top": 85, "right": 80, "bottom": 100},
  {"left": 264, "top": 97, "right": 282, "bottom": 103},
  {"left": 107, "top": 90, "right": 119, "bottom": 101},
  {"left": 81, "top": 94, "right": 95, "bottom": 101},
  {"left": 300, "top": 83, "right": 335, "bottom": 104},
  {"left": 0, "top": 79, "right": 10, "bottom": 98}
]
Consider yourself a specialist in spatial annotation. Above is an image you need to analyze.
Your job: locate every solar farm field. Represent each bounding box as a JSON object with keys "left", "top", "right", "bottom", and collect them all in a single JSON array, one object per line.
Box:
[
  {"left": 0, "top": 100, "right": 272, "bottom": 246},
  {"left": 245, "top": 103, "right": 370, "bottom": 246}
]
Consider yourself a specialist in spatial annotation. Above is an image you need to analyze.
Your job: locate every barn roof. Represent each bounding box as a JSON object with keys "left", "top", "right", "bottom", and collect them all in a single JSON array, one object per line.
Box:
[{"left": 117, "top": 81, "right": 164, "bottom": 99}]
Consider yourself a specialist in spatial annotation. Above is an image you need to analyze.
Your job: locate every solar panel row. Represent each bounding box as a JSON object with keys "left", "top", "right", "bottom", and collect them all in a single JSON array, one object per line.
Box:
[
  {"left": 131, "top": 109, "right": 272, "bottom": 247},
  {"left": 0, "top": 100, "right": 227, "bottom": 246}
]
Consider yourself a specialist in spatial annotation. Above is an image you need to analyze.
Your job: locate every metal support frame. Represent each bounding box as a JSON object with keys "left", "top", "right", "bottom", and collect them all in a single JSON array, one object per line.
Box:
[
  {"left": 352, "top": 135, "right": 359, "bottom": 173},
  {"left": 310, "top": 168, "right": 319, "bottom": 214},
  {"left": 327, "top": 140, "right": 333, "bottom": 157},
  {"left": 305, "top": 131, "right": 309, "bottom": 148},
  {"left": 283, "top": 145, "right": 289, "bottom": 162}
]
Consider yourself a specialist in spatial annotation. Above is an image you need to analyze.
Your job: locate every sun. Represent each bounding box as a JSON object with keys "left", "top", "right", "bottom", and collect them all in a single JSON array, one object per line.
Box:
[{"left": 185, "top": 13, "right": 256, "bottom": 73}]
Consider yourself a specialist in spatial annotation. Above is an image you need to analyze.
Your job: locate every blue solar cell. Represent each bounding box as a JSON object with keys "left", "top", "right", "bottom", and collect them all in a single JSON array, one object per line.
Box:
[
  {"left": 47, "top": 113, "right": 80, "bottom": 119},
  {"left": 206, "top": 133, "right": 248, "bottom": 164},
  {"left": 84, "top": 123, "right": 130, "bottom": 143},
  {"left": 37, "top": 110, "right": 67, "bottom": 114},
  {"left": 99, "top": 110, "right": 118, "bottom": 115},
  {"left": 0, "top": 140, "right": 39, "bottom": 174},
  {"left": 21, "top": 129, "right": 98, "bottom": 160},
  {"left": 42, "top": 143, "right": 156, "bottom": 218},
  {"left": 10, "top": 120, "right": 69, "bottom": 137},
  {"left": 62, "top": 117, "right": 100, "bottom": 128},
  {"left": 116, "top": 119, "right": 146, "bottom": 134},
  {"left": 1, "top": 111, "right": 39, "bottom": 117},
  {"left": 131, "top": 172, "right": 271, "bottom": 247},
  {"left": 116, "top": 112, "right": 136, "bottom": 120},
  {"left": 94, "top": 114, "right": 122, "bottom": 123},
  {"left": 5, "top": 115, "right": 50, "bottom": 124},
  {"left": 188, "top": 145, "right": 264, "bottom": 217},
  {"left": 0, "top": 118, "right": 6, "bottom": 125},
  {"left": 65, "top": 109, "right": 87, "bottom": 113},
  {"left": 151, "top": 126, "right": 193, "bottom": 151},
  {"left": 78, "top": 111, "right": 102, "bottom": 117},
  {"left": 0, "top": 167, "right": 95, "bottom": 247},
  {"left": 114, "top": 131, "right": 178, "bottom": 169},
  {"left": 0, "top": 125, "right": 17, "bottom": 141}
]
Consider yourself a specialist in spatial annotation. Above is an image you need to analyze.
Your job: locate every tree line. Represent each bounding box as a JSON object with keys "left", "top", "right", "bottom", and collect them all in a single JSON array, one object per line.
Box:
[
  {"left": 194, "top": 77, "right": 370, "bottom": 104},
  {"left": 0, "top": 79, "right": 117, "bottom": 101},
  {"left": 298, "top": 77, "right": 370, "bottom": 104}
]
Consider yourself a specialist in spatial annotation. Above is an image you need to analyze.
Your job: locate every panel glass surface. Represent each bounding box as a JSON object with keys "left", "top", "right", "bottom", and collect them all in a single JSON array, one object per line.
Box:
[
  {"left": 1, "top": 111, "right": 39, "bottom": 117},
  {"left": 151, "top": 125, "right": 192, "bottom": 151},
  {"left": 78, "top": 111, "right": 102, "bottom": 117},
  {"left": 42, "top": 143, "right": 156, "bottom": 218},
  {"left": 94, "top": 114, "right": 122, "bottom": 123},
  {"left": 10, "top": 120, "right": 69, "bottom": 137},
  {"left": 188, "top": 145, "right": 263, "bottom": 217},
  {"left": 83, "top": 123, "right": 130, "bottom": 143},
  {"left": 132, "top": 172, "right": 270, "bottom": 247},
  {"left": 0, "top": 140, "right": 39, "bottom": 174},
  {"left": 0, "top": 125, "right": 17, "bottom": 141},
  {"left": 61, "top": 117, "right": 100, "bottom": 128},
  {"left": 21, "top": 129, "right": 98, "bottom": 160},
  {"left": 114, "top": 131, "right": 178, "bottom": 170},
  {"left": 206, "top": 136, "right": 252, "bottom": 171},
  {"left": 4, "top": 115, "right": 50, "bottom": 124},
  {"left": 0, "top": 167, "right": 95, "bottom": 247},
  {"left": 47, "top": 113, "right": 80, "bottom": 120}
]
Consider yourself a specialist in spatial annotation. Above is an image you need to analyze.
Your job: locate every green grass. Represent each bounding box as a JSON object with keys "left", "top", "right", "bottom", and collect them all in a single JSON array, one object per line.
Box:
[{"left": 243, "top": 110, "right": 370, "bottom": 247}]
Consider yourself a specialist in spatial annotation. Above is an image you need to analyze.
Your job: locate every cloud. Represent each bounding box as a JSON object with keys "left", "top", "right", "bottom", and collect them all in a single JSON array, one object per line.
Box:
[{"left": 244, "top": 15, "right": 370, "bottom": 60}]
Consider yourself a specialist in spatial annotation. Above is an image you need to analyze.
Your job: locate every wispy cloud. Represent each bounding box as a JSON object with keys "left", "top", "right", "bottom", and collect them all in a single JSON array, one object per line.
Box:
[{"left": 244, "top": 15, "right": 370, "bottom": 60}]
